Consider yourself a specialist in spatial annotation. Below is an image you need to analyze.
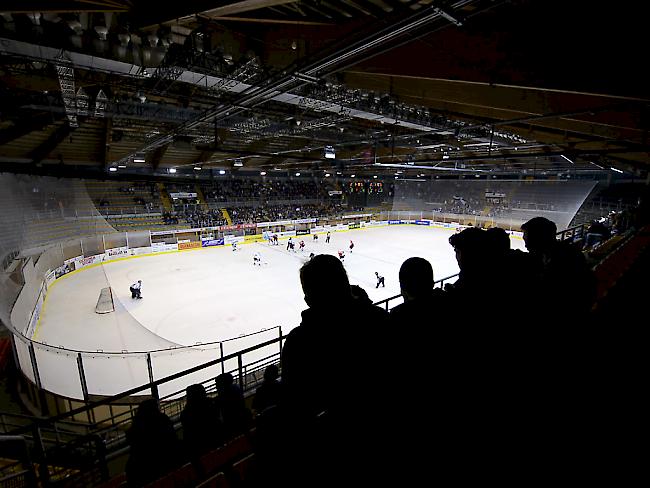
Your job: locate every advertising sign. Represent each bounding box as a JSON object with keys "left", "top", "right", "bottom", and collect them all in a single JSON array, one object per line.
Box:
[
  {"left": 202, "top": 238, "right": 224, "bottom": 247},
  {"left": 77, "top": 254, "right": 105, "bottom": 268},
  {"left": 178, "top": 241, "right": 201, "bottom": 250},
  {"left": 106, "top": 247, "right": 129, "bottom": 259},
  {"left": 169, "top": 192, "right": 198, "bottom": 199},
  {"left": 152, "top": 242, "right": 178, "bottom": 252}
]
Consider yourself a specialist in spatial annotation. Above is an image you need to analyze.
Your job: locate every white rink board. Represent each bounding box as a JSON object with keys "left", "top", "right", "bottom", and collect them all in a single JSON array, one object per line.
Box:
[{"left": 33, "top": 225, "right": 526, "bottom": 398}]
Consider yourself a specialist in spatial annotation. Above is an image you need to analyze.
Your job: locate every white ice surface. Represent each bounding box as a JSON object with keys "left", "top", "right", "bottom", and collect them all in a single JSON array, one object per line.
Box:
[{"left": 32, "top": 225, "right": 526, "bottom": 398}]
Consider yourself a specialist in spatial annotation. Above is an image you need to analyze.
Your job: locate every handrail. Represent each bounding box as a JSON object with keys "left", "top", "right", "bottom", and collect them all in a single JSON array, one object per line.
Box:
[
  {"left": 557, "top": 223, "right": 589, "bottom": 242},
  {"left": 373, "top": 273, "right": 460, "bottom": 311},
  {"left": 12, "top": 335, "right": 284, "bottom": 432}
]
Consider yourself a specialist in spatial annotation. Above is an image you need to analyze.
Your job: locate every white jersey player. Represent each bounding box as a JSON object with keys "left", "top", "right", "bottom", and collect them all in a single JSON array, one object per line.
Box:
[{"left": 253, "top": 252, "right": 262, "bottom": 266}]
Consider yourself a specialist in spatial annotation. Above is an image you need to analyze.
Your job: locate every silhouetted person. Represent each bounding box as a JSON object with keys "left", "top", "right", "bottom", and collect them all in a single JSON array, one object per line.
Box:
[
  {"left": 446, "top": 227, "right": 503, "bottom": 313},
  {"left": 214, "top": 372, "right": 250, "bottom": 440},
  {"left": 585, "top": 220, "right": 611, "bottom": 248},
  {"left": 181, "top": 384, "right": 223, "bottom": 465},
  {"left": 126, "top": 400, "right": 179, "bottom": 487},
  {"left": 485, "top": 227, "right": 540, "bottom": 315},
  {"left": 280, "top": 254, "right": 388, "bottom": 486},
  {"left": 390, "top": 257, "right": 446, "bottom": 326},
  {"left": 521, "top": 216, "right": 595, "bottom": 320},
  {"left": 253, "top": 366, "right": 283, "bottom": 486},
  {"left": 252, "top": 365, "right": 281, "bottom": 414}
]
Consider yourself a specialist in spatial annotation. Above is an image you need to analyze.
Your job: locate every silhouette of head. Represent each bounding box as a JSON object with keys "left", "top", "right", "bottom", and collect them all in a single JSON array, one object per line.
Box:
[
  {"left": 186, "top": 383, "right": 207, "bottom": 405},
  {"left": 300, "top": 254, "right": 351, "bottom": 308},
  {"left": 215, "top": 372, "right": 234, "bottom": 392},
  {"left": 448, "top": 227, "right": 488, "bottom": 271},
  {"left": 521, "top": 217, "right": 557, "bottom": 254},
  {"left": 486, "top": 227, "right": 510, "bottom": 255},
  {"left": 135, "top": 399, "right": 158, "bottom": 420},
  {"left": 399, "top": 257, "right": 434, "bottom": 301},
  {"left": 264, "top": 364, "right": 279, "bottom": 382},
  {"left": 350, "top": 284, "right": 371, "bottom": 305}
]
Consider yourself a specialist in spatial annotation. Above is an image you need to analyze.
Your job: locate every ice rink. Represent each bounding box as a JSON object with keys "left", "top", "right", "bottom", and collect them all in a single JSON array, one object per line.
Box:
[
  {"left": 30, "top": 225, "right": 525, "bottom": 398},
  {"left": 38, "top": 225, "right": 528, "bottom": 349}
]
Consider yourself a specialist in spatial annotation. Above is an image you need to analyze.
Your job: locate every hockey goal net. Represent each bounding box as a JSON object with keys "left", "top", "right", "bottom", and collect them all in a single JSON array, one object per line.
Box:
[{"left": 95, "top": 287, "right": 115, "bottom": 314}]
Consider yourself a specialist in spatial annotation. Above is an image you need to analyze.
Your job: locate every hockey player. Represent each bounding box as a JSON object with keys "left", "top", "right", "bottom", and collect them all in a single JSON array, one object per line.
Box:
[
  {"left": 313, "top": 233, "right": 318, "bottom": 242},
  {"left": 338, "top": 250, "right": 345, "bottom": 262},
  {"left": 253, "top": 252, "right": 262, "bottom": 266},
  {"left": 232, "top": 241, "right": 238, "bottom": 252},
  {"left": 273, "top": 234, "right": 279, "bottom": 245},
  {"left": 299, "top": 240, "right": 305, "bottom": 252},
  {"left": 286, "top": 237, "right": 293, "bottom": 251},
  {"left": 326, "top": 231, "right": 331, "bottom": 244},
  {"left": 309, "top": 252, "right": 315, "bottom": 259},
  {"left": 349, "top": 240, "right": 354, "bottom": 253},
  {"left": 375, "top": 272, "right": 385, "bottom": 288},
  {"left": 130, "top": 280, "right": 142, "bottom": 299}
]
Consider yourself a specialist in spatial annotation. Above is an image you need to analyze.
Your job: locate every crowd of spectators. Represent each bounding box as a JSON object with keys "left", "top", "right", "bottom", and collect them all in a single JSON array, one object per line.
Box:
[
  {"left": 179, "top": 208, "right": 227, "bottom": 228},
  {"left": 162, "top": 212, "right": 179, "bottom": 225},
  {"left": 229, "top": 203, "right": 344, "bottom": 224},
  {"left": 203, "top": 179, "right": 333, "bottom": 203},
  {"left": 163, "top": 202, "right": 346, "bottom": 227},
  {"left": 123, "top": 214, "right": 615, "bottom": 487},
  {"left": 126, "top": 372, "right": 251, "bottom": 486}
]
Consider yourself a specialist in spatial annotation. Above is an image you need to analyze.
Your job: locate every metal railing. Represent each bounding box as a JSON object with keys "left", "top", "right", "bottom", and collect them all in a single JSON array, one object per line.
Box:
[
  {"left": 373, "top": 273, "right": 460, "bottom": 311},
  {"left": 556, "top": 223, "right": 589, "bottom": 243}
]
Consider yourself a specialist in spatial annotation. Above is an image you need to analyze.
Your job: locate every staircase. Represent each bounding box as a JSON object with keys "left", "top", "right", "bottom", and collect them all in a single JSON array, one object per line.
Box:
[
  {"left": 158, "top": 183, "right": 172, "bottom": 212},
  {"left": 220, "top": 208, "right": 233, "bottom": 225},
  {"left": 195, "top": 185, "right": 209, "bottom": 211}
]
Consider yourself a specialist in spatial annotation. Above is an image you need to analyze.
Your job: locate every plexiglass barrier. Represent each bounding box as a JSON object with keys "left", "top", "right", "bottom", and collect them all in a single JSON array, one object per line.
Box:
[
  {"left": 391, "top": 179, "right": 597, "bottom": 231},
  {"left": 0, "top": 174, "right": 289, "bottom": 402}
]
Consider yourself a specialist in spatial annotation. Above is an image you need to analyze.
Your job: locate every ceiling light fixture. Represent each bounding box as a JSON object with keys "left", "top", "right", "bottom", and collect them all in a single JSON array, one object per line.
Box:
[
  {"left": 260, "top": 171, "right": 267, "bottom": 176},
  {"left": 219, "top": 170, "right": 226, "bottom": 175},
  {"left": 351, "top": 174, "right": 355, "bottom": 178},
  {"left": 194, "top": 166, "right": 201, "bottom": 171},
  {"left": 109, "top": 167, "right": 117, "bottom": 172},
  {"left": 610, "top": 167, "right": 623, "bottom": 173},
  {"left": 325, "top": 173, "right": 331, "bottom": 177},
  {"left": 295, "top": 172, "right": 301, "bottom": 176}
]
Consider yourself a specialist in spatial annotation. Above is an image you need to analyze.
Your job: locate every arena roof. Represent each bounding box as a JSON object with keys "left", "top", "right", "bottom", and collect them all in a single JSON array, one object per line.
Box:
[{"left": 0, "top": 0, "right": 648, "bottom": 180}]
